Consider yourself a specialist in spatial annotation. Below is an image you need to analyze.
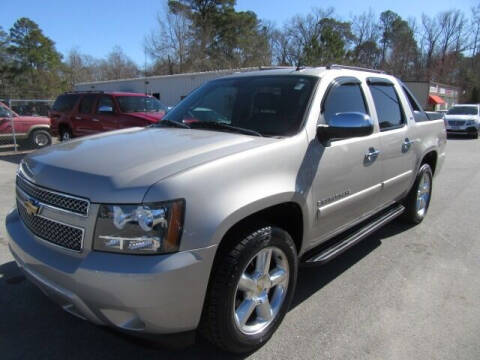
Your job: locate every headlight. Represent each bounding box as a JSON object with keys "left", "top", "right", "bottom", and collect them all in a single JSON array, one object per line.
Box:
[{"left": 93, "top": 200, "right": 185, "bottom": 254}]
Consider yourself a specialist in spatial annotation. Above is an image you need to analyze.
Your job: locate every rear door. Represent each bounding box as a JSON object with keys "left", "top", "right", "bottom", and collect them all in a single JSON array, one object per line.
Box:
[
  {"left": 93, "top": 95, "right": 117, "bottom": 133},
  {"left": 72, "top": 94, "right": 99, "bottom": 136},
  {"left": 311, "top": 76, "right": 384, "bottom": 244},
  {"left": 367, "top": 78, "right": 417, "bottom": 205}
]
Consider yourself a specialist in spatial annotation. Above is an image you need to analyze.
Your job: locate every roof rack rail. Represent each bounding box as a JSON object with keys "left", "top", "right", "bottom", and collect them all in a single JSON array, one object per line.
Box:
[
  {"left": 327, "top": 64, "right": 386, "bottom": 74},
  {"left": 258, "top": 66, "right": 295, "bottom": 71},
  {"left": 63, "top": 90, "right": 105, "bottom": 94}
]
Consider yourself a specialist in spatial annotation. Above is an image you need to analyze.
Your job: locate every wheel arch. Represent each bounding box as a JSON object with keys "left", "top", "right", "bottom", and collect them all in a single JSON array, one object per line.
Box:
[
  {"left": 420, "top": 150, "right": 438, "bottom": 175},
  {"left": 26, "top": 125, "right": 50, "bottom": 138}
]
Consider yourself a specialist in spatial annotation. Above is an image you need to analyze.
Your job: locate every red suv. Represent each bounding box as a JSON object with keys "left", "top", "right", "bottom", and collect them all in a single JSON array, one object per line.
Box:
[
  {"left": 49, "top": 92, "right": 167, "bottom": 141},
  {"left": 0, "top": 101, "right": 51, "bottom": 148}
]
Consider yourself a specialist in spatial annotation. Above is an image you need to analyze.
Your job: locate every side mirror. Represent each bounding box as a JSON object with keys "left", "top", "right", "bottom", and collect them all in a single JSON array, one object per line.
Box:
[
  {"left": 166, "top": 106, "right": 173, "bottom": 113},
  {"left": 317, "top": 112, "right": 373, "bottom": 145},
  {"left": 98, "top": 105, "right": 114, "bottom": 114}
]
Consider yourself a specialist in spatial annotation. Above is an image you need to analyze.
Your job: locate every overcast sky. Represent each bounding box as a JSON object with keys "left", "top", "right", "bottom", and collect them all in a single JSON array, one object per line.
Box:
[{"left": 0, "top": 0, "right": 476, "bottom": 65}]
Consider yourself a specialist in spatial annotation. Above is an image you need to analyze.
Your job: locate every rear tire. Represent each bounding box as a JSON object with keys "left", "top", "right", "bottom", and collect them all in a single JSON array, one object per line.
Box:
[
  {"left": 28, "top": 129, "right": 52, "bottom": 149},
  {"left": 200, "top": 225, "right": 298, "bottom": 353},
  {"left": 59, "top": 127, "right": 72, "bottom": 142},
  {"left": 402, "top": 163, "right": 433, "bottom": 224}
]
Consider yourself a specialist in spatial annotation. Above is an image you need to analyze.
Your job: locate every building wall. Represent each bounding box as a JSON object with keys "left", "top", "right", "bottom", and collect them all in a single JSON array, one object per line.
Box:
[
  {"left": 75, "top": 69, "right": 254, "bottom": 106},
  {"left": 429, "top": 82, "right": 459, "bottom": 111},
  {"left": 404, "top": 81, "right": 460, "bottom": 111}
]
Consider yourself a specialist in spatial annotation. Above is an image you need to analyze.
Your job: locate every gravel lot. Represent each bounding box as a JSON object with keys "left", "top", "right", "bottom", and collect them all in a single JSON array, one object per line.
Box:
[{"left": 1, "top": 137, "right": 479, "bottom": 360}]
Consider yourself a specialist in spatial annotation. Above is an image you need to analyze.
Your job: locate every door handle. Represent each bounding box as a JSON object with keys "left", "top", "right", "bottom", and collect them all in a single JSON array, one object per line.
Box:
[
  {"left": 92, "top": 118, "right": 100, "bottom": 122},
  {"left": 402, "top": 138, "right": 414, "bottom": 152},
  {"left": 75, "top": 116, "right": 82, "bottom": 120},
  {"left": 365, "top": 147, "right": 380, "bottom": 163}
]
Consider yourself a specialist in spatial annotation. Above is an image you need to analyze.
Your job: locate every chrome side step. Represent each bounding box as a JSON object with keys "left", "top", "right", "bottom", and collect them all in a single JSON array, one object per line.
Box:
[{"left": 304, "top": 204, "right": 405, "bottom": 265}]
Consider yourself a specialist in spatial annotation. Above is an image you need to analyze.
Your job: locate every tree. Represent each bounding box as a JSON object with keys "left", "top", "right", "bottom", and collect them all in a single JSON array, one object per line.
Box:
[
  {"left": 98, "top": 46, "right": 139, "bottom": 80},
  {"left": 6, "top": 17, "right": 64, "bottom": 97},
  {"left": 146, "top": 0, "right": 270, "bottom": 73}
]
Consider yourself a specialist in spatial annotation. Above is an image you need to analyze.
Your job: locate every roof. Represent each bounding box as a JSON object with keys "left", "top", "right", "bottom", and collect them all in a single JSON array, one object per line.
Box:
[
  {"left": 75, "top": 67, "right": 261, "bottom": 86},
  {"left": 65, "top": 91, "right": 152, "bottom": 97}
]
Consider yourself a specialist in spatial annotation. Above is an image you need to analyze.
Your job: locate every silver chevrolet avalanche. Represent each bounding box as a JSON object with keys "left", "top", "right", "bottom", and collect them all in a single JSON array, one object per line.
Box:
[{"left": 6, "top": 65, "right": 446, "bottom": 353}]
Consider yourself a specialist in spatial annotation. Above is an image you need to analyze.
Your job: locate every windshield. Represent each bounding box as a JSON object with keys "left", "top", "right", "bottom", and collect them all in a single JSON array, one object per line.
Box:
[
  {"left": 162, "top": 75, "right": 317, "bottom": 137},
  {"left": 117, "top": 96, "right": 166, "bottom": 113},
  {"left": 447, "top": 106, "right": 478, "bottom": 115}
]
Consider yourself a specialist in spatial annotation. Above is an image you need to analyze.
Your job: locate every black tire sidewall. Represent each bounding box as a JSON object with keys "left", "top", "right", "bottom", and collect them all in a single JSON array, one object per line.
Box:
[{"left": 205, "top": 226, "right": 298, "bottom": 353}]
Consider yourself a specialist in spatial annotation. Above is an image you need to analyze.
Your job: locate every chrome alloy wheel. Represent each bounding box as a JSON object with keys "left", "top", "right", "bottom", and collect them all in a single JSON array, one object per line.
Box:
[
  {"left": 233, "top": 246, "right": 289, "bottom": 335},
  {"left": 416, "top": 171, "right": 431, "bottom": 217},
  {"left": 34, "top": 132, "right": 49, "bottom": 147}
]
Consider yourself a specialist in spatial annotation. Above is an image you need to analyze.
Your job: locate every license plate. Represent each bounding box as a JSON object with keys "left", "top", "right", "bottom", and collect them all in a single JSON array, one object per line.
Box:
[{"left": 450, "top": 126, "right": 460, "bottom": 130}]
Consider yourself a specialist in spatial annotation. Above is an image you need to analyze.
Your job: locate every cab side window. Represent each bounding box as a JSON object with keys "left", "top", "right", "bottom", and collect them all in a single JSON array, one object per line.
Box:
[
  {"left": 369, "top": 84, "right": 405, "bottom": 130},
  {"left": 323, "top": 83, "right": 368, "bottom": 124},
  {"left": 96, "top": 96, "right": 114, "bottom": 113}
]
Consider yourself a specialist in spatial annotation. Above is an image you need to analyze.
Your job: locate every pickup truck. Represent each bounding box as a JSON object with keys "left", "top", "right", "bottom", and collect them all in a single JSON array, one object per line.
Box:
[
  {"left": 6, "top": 66, "right": 446, "bottom": 353},
  {"left": 0, "top": 102, "right": 51, "bottom": 148}
]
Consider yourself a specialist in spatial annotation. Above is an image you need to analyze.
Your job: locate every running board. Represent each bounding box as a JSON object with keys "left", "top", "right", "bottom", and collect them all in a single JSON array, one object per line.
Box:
[{"left": 304, "top": 204, "right": 405, "bottom": 265}]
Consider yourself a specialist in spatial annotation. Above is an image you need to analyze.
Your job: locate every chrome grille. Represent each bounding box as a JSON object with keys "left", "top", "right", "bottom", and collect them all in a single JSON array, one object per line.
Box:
[
  {"left": 448, "top": 120, "right": 465, "bottom": 126},
  {"left": 16, "top": 175, "right": 89, "bottom": 215},
  {"left": 17, "top": 199, "right": 83, "bottom": 251}
]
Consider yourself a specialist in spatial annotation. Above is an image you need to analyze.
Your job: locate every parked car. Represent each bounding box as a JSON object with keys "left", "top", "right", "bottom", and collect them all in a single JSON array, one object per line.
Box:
[
  {"left": 49, "top": 91, "right": 167, "bottom": 141},
  {"left": 7, "top": 66, "right": 446, "bottom": 353},
  {"left": 444, "top": 104, "right": 480, "bottom": 138},
  {"left": 0, "top": 101, "right": 51, "bottom": 148}
]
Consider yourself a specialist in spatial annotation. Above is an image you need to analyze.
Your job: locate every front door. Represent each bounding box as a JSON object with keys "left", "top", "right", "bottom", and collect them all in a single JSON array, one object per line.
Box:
[{"left": 311, "top": 77, "right": 384, "bottom": 245}]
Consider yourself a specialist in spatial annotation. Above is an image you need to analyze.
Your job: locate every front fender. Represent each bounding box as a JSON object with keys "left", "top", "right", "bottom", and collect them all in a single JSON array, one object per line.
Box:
[
  {"left": 27, "top": 124, "right": 50, "bottom": 137},
  {"left": 143, "top": 132, "right": 313, "bottom": 252}
]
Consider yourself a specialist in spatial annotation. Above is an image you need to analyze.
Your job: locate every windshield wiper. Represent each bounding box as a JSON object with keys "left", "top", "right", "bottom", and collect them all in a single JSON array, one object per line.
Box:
[
  {"left": 189, "top": 122, "right": 263, "bottom": 137},
  {"left": 154, "top": 119, "right": 190, "bottom": 129}
]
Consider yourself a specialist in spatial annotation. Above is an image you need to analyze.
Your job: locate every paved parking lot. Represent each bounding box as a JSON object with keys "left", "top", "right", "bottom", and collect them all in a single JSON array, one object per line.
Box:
[{"left": 1, "top": 137, "right": 479, "bottom": 360}]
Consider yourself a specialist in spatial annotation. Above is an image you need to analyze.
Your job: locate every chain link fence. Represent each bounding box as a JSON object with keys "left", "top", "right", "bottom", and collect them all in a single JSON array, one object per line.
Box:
[{"left": 0, "top": 98, "right": 55, "bottom": 156}]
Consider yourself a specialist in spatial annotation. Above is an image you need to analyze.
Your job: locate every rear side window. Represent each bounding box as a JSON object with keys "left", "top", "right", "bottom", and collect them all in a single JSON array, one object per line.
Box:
[
  {"left": 401, "top": 85, "right": 429, "bottom": 122},
  {"left": 52, "top": 94, "right": 80, "bottom": 112},
  {"left": 323, "top": 83, "right": 368, "bottom": 123},
  {"left": 78, "top": 95, "right": 96, "bottom": 114},
  {"left": 369, "top": 84, "right": 405, "bottom": 130}
]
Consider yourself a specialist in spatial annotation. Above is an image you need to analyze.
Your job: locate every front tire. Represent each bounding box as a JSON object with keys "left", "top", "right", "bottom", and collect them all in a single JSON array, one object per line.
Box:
[
  {"left": 200, "top": 225, "right": 298, "bottom": 353},
  {"left": 402, "top": 163, "right": 433, "bottom": 224},
  {"left": 28, "top": 129, "right": 52, "bottom": 149}
]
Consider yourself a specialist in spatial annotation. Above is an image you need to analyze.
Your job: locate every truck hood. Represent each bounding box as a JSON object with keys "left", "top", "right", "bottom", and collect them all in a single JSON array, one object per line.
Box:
[{"left": 22, "top": 127, "right": 274, "bottom": 203}]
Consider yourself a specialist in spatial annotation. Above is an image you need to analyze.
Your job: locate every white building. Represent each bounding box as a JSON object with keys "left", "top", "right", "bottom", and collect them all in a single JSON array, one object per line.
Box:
[{"left": 74, "top": 67, "right": 261, "bottom": 107}]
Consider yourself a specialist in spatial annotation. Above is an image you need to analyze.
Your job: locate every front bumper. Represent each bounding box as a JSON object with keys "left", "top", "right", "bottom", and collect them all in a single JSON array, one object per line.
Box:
[{"left": 6, "top": 208, "right": 216, "bottom": 335}]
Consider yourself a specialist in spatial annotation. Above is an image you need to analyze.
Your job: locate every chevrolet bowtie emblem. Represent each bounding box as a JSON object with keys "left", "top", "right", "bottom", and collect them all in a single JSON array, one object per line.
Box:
[{"left": 24, "top": 199, "right": 40, "bottom": 216}]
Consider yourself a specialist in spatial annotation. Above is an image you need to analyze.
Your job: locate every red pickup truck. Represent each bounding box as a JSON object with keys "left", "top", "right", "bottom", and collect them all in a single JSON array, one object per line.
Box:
[
  {"left": 49, "top": 92, "right": 167, "bottom": 141},
  {"left": 0, "top": 102, "right": 51, "bottom": 148}
]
